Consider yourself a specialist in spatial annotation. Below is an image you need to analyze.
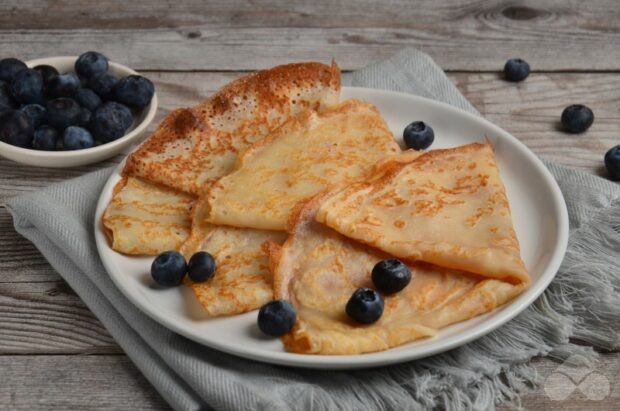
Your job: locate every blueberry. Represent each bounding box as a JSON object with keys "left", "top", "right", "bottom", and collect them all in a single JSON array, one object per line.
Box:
[
  {"left": 114, "top": 75, "right": 155, "bottom": 110},
  {"left": 257, "top": 300, "right": 297, "bottom": 337},
  {"left": 604, "top": 145, "right": 620, "bottom": 181},
  {"left": 371, "top": 259, "right": 412, "bottom": 294},
  {"left": 0, "top": 58, "right": 27, "bottom": 83},
  {"left": 46, "top": 73, "right": 81, "bottom": 98},
  {"left": 187, "top": 251, "right": 216, "bottom": 282},
  {"left": 11, "top": 69, "right": 45, "bottom": 105},
  {"left": 92, "top": 101, "right": 133, "bottom": 142},
  {"left": 504, "top": 58, "right": 530, "bottom": 82},
  {"left": 0, "top": 110, "right": 34, "bottom": 147},
  {"left": 346, "top": 288, "right": 384, "bottom": 324},
  {"left": 21, "top": 104, "right": 46, "bottom": 128},
  {"left": 32, "top": 125, "right": 58, "bottom": 151},
  {"left": 561, "top": 104, "right": 594, "bottom": 134},
  {"left": 75, "top": 51, "right": 109, "bottom": 79},
  {"left": 151, "top": 251, "right": 187, "bottom": 287},
  {"left": 45, "top": 98, "right": 81, "bottom": 129},
  {"left": 74, "top": 88, "right": 102, "bottom": 111},
  {"left": 78, "top": 75, "right": 89, "bottom": 88},
  {"left": 76, "top": 108, "right": 92, "bottom": 129},
  {"left": 0, "top": 81, "right": 17, "bottom": 113},
  {"left": 62, "top": 126, "right": 94, "bottom": 150},
  {"left": 403, "top": 121, "right": 434, "bottom": 150},
  {"left": 33, "top": 65, "right": 59, "bottom": 85},
  {"left": 88, "top": 72, "right": 118, "bottom": 100}
]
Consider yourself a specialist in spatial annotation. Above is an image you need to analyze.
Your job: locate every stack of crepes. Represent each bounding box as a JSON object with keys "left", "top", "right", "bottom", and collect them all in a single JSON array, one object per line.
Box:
[{"left": 102, "top": 62, "right": 530, "bottom": 355}]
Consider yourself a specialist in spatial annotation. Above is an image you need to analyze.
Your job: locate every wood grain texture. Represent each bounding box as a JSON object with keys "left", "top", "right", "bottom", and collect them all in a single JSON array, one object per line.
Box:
[{"left": 1, "top": 0, "right": 620, "bottom": 71}]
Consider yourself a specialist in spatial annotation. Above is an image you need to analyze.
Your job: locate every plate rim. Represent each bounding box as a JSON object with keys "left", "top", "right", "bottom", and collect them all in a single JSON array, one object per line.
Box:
[{"left": 94, "top": 86, "right": 569, "bottom": 369}]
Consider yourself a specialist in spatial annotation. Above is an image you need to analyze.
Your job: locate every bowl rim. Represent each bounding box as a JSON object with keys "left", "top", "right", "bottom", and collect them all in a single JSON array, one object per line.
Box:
[{"left": 0, "top": 56, "right": 158, "bottom": 158}]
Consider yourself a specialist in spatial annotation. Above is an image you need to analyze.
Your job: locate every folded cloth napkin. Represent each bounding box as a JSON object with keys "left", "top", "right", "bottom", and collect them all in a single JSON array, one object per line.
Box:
[{"left": 7, "top": 49, "right": 620, "bottom": 411}]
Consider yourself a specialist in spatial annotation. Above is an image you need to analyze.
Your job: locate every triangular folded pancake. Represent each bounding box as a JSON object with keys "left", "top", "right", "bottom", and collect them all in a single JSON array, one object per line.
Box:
[
  {"left": 124, "top": 62, "right": 341, "bottom": 196},
  {"left": 270, "top": 198, "right": 526, "bottom": 355},
  {"left": 102, "top": 177, "right": 194, "bottom": 255},
  {"left": 316, "top": 142, "right": 529, "bottom": 284},
  {"left": 180, "top": 225, "right": 286, "bottom": 316},
  {"left": 205, "top": 99, "right": 402, "bottom": 231}
]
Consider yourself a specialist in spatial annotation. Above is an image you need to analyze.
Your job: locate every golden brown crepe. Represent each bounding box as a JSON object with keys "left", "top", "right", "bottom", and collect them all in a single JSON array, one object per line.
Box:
[
  {"left": 270, "top": 197, "right": 526, "bottom": 355},
  {"left": 205, "top": 99, "right": 402, "bottom": 231},
  {"left": 316, "top": 141, "right": 530, "bottom": 284}
]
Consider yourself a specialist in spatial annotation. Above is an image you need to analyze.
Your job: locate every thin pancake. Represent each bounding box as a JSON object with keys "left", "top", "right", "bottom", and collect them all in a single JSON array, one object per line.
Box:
[
  {"left": 316, "top": 141, "right": 529, "bottom": 284},
  {"left": 206, "top": 99, "right": 402, "bottom": 231},
  {"left": 124, "top": 62, "right": 341, "bottom": 196},
  {"left": 270, "top": 197, "right": 526, "bottom": 355},
  {"left": 102, "top": 177, "right": 194, "bottom": 255}
]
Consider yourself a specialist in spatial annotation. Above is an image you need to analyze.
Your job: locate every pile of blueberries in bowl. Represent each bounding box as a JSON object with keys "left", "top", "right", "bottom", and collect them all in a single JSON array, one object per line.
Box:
[{"left": 0, "top": 51, "right": 154, "bottom": 151}]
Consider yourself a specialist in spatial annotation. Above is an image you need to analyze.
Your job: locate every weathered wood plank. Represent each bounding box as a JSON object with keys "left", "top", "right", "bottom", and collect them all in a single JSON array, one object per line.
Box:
[
  {"left": 1, "top": 0, "right": 620, "bottom": 71},
  {"left": 0, "top": 355, "right": 169, "bottom": 410}
]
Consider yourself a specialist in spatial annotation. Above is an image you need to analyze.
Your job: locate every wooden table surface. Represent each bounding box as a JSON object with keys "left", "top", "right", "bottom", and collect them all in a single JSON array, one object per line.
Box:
[{"left": 1, "top": 1, "right": 619, "bottom": 409}]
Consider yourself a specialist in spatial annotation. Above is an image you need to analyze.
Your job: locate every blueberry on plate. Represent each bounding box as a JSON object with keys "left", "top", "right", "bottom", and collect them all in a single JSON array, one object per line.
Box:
[
  {"left": 151, "top": 251, "right": 187, "bottom": 287},
  {"left": 561, "top": 104, "right": 594, "bottom": 133},
  {"left": 187, "top": 251, "right": 216, "bottom": 282},
  {"left": 504, "top": 58, "right": 530, "bottom": 82},
  {"left": 74, "top": 88, "right": 102, "bottom": 111},
  {"left": 114, "top": 75, "right": 155, "bottom": 110},
  {"left": 604, "top": 145, "right": 620, "bottom": 181},
  {"left": 371, "top": 259, "right": 412, "bottom": 294},
  {"left": 0, "top": 110, "right": 34, "bottom": 147},
  {"left": 33, "top": 65, "right": 59, "bottom": 85},
  {"left": 63, "top": 126, "right": 95, "bottom": 150},
  {"left": 92, "top": 101, "right": 133, "bottom": 143},
  {"left": 32, "top": 125, "right": 58, "bottom": 151},
  {"left": 0, "top": 58, "right": 27, "bottom": 83},
  {"left": 76, "top": 108, "right": 92, "bottom": 128},
  {"left": 403, "top": 121, "right": 434, "bottom": 150},
  {"left": 88, "top": 72, "right": 118, "bottom": 100},
  {"left": 46, "top": 73, "right": 81, "bottom": 98},
  {"left": 45, "top": 97, "right": 81, "bottom": 129},
  {"left": 346, "top": 288, "right": 384, "bottom": 324},
  {"left": 11, "top": 69, "right": 45, "bottom": 105},
  {"left": 0, "top": 81, "right": 17, "bottom": 113},
  {"left": 257, "top": 300, "right": 297, "bottom": 337},
  {"left": 75, "top": 51, "right": 109, "bottom": 79},
  {"left": 21, "top": 104, "right": 45, "bottom": 128}
]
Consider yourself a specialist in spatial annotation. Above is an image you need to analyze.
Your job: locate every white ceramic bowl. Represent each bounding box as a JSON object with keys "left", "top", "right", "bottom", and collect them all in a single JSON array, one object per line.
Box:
[{"left": 0, "top": 56, "right": 158, "bottom": 167}]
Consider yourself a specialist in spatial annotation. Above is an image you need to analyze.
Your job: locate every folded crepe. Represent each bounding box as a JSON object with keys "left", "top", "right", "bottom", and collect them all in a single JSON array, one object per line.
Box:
[
  {"left": 269, "top": 197, "right": 526, "bottom": 355},
  {"left": 205, "top": 99, "right": 402, "bottom": 231},
  {"left": 316, "top": 141, "right": 530, "bottom": 284}
]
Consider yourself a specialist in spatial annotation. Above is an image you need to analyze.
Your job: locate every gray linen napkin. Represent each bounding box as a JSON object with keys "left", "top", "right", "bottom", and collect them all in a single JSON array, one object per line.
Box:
[{"left": 7, "top": 49, "right": 620, "bottom": 411}]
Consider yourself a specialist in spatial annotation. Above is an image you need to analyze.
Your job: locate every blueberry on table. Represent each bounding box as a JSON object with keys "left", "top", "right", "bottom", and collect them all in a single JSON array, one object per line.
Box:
[
  {"left": 11, "top": 69, "right": 45, "bottom": 105},
  {"left": 403, "top": 121, "right": 434, "bottom": 150},
  {"left": 75, "top": 51, "right": 109, "bottom": 79},
  {"left": 0, "top": 58, "right": 27, "bottom": 83},
  {"left": 114, "top": 75, "right": 155, "bottom": 109},
  {"left": 46, "top": 73, "right": 81, "bottom": 98},
  {"left": 151, "top": 251, "right": 187, "bottom": 287},
  {"left": 257, "top": 300, "right": 297, "bottom": 337},
  {"left": 188, "top": 251, "right": 216, "bottom": 282},
  {"left": 32, "top": 125, "right": 58, "bottom": 151},
  {"left": 371, "top": 259, "right": 412, "bottom": 294},
  {"left": 504, "top": 58, "right": 530, "bottom": 82},
  {"left": 76, "top": 108, "right": 92, "bottom": 129},
  {"left": 74, "top": 88, "right": 102, "bottom": 111},
  {"left": 92, "top": 101, "right": 133, "bottom": 143},
  {"left": 45, "top": 97, "right": 81, "bottom": 129},
  {"left": 346, "top": 288, "right": 384, "bottom": 324},
  {"left": 88, "top": 72, "right": 118, "bottom": 100},
  {"left": 0, "top": 81, "right": 17, "bottom": 113},
  {"left": 21, "top": 103, "right": 45, "bottom": 128},
  {"left": 561, "top": 104, "right": 594, "bottom": 133},
  {"left": 0, "top": 110, "right": 34, "bottom": 147},
  {"left": 33, "top": 64, "right": 59, "bottom": 85},
  {"left": 62, "top": 126, "right": 94, "bottom": 150},
  {"left": 605, "top": 145, "right": 620, "bottom": 181}
]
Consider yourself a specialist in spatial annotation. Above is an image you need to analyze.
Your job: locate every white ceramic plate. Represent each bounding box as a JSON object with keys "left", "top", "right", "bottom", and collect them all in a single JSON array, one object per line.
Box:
[
  {"left": 94, "top": 87, "right": 569, "bottom": 369},
  {"left": 0, "top": 56, "right": 158, "bottom": 167}
]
